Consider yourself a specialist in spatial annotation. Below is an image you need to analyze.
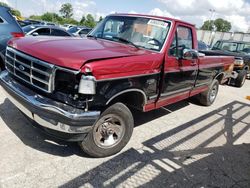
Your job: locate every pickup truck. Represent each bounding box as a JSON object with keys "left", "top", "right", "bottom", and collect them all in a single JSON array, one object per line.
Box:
[
  {"left": 0, "top": 14, "right": 234, "bottom": 157},
  {"left": 207, "top": 40, "right": 250, "bottom": 87}
]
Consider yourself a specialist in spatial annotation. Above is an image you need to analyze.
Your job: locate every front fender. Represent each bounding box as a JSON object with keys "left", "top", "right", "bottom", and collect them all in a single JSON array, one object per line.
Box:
[{"left": 90, "top": 73, "right": 160, "bottom": 108}]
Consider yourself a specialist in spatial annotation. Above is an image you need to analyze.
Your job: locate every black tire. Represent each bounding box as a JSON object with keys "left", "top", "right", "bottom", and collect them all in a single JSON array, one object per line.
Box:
[
  {"left": 197, "top": 79, "right": 219, "bottom": 106},
  {"left": 79, "top": 103, "right": 134, "bottom": 157},
  {"left": 235, "top": 70, "right": 247, "bottom": 87}
]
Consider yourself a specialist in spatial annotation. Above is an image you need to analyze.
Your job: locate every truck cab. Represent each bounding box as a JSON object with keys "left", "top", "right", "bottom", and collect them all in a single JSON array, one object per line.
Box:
[{"left": 0, "top": 14, "right": 234, "bottom": 157}]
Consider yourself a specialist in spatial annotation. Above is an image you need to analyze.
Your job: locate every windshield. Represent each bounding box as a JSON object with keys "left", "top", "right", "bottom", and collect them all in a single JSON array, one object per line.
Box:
[
  {"left": 89, "top": 15, "right": 170, "bottom": 51},
  {"left": 68, "top": 27, "right": 80, "bottom": 33},
  {"left": 22, "top": 25, "right": 39, "bottom": 34}
]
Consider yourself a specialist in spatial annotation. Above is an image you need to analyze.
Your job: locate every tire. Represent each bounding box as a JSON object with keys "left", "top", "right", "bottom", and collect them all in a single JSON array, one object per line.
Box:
[
  {"left": 197, "top": 79, "right": 219, "bottom": 106},
  {"left": 79, "top": 103, "right": 134, "bottom": 157},
  {"left": 235, "top": 70, "right": 247, "bottom": 87}
]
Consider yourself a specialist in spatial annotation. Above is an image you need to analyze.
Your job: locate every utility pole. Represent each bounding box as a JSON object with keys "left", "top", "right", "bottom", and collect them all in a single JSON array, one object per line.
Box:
[
  {"left": 209, "top": 9, "right": 215, "bottom": 46},
  {"left": 209, "top": 9, "right": 215, "bottom": 30}
]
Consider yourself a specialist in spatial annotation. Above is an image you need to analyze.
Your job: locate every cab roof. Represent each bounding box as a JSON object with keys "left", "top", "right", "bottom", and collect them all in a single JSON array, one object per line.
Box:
[{"left": 109, "top": 13, "right": 195, "bottom": 27}]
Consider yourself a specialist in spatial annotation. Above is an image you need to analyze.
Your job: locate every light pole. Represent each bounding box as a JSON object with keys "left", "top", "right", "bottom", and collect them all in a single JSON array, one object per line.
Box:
[
  {"left": 209, "top": 9, "right": 215, "bottom": 30},
  {"left": 209, "top": 9, "right": 215, "bottom": 46}
]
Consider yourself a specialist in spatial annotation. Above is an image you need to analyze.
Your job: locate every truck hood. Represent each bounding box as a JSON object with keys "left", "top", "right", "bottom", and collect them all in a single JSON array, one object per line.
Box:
[{"left": 9, "top": 36, "right": 152, "bottom": 70}]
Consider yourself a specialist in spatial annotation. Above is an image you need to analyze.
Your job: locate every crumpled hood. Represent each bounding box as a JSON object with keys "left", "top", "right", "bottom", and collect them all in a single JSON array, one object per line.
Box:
[{"left": 8, "top": 36, "right": 151, "bottom": 70}]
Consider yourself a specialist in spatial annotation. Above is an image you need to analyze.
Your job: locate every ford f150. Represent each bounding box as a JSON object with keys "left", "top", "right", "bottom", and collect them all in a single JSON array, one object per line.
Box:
[{"left": 0, "top": 14, "right": 234, "bottom": 157}]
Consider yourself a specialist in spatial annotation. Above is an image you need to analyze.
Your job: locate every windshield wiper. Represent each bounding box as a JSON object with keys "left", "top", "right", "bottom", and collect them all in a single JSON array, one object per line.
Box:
[{"left": 112, "top": 36, "right": 140, "bottom": 49}]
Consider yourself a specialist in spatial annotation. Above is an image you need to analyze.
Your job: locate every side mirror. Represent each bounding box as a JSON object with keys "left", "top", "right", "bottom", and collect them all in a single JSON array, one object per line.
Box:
[
  {"left": 32, "top": 32, "right": 39, "bottom": 36},
  {"left": 183, "top": 49, "right": 198, "bottom": 60}
]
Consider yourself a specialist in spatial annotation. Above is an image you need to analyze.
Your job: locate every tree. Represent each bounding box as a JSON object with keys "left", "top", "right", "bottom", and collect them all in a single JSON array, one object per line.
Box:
[
  {"left": 41, "top": 12, "right": 62, "bottom": 23},
  {"left": 201, "top": 18, "right": 231, "bottom": 32},
  {"left": 80, "top": 16, "right": 86, "bottom": 25},
  {"left": 214, "top": 18, "right": 231, "bottom": 32},
  {"left": 59, "top": 3, "right": 73, "bottom": 19},
  {"left": 0, "top": 2, "right": 21, "bottom": 17},
  {"left": 201, "top": 20, "right": 214, "bottom": 31},
  {"left": 98, "top": 16, "right": 103, "bottom": 22},
  {"left": 0, "top": 2, "right": 8, "bottom": 7},
  {"left": 84, "top": 14, "right": 96, "bottom": 28},
  {"left": 11, "top": 9, "right": 21, "bottom": 17}
]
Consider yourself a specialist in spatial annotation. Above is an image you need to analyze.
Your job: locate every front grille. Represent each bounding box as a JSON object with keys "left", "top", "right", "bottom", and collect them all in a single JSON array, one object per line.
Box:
[{"left": 5, "top": 47, "right": 55, "bottom": 93}]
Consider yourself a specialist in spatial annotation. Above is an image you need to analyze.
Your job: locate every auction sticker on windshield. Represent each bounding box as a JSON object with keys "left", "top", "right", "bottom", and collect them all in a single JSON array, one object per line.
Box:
[{"left": 148, "top": 19, "right": 168, "bottom": 28}]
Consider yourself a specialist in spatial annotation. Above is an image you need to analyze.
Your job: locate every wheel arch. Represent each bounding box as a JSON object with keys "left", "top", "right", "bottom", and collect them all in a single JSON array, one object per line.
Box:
[
  {"left": 106, "top": 89, "right": 147, "bottom": 110},
  {"left": 244, "top": 65, "right": 249, "bottom": 71},
  {"left": 214, "top": 72, "right": 225, "bottom": 84}
]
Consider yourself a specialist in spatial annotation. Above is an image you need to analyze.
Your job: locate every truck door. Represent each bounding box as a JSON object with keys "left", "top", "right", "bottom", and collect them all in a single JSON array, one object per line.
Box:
[{"left": 157, "top": 25, "right": 198, "bottom": 107}]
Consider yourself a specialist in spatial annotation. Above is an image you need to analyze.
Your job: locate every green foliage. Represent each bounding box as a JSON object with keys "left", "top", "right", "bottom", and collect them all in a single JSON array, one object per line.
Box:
[
  {"left": 59, "top": 3, "right": 73, "bottom": 19},
  {"left": 29, "top": 15, "right": 42, "bottom": 20},
  {"left": 0, "top": 2, "right": 21, "bottom": 17},
  {"left": 214, "top": 18, "right": 231, "bottom": 32},
  {"left": 0, "top": 2, "right": 8, "bottom": 7},
  {"left": 11, "top": 9, "right": 21, "bottom": 17},
  {"left": 41, "top": 12, "right": 62, "bottom": 22},
  {"left": 201, "top": 18, "right": 232, "bottom": 32},
  {"left": 98, "top": 16, "right": 103, "bottom": 22},
  {"left": 10, "top": 2, "right": 98, "bottom": 27},
  {"left": 80, "top": 16, "right": 86, "bottom": 25},
  {"left": 201, "top": 20, "right": 214, "bottom": 31},
  {"left": 83, "top": 14, "right": 96, "bottom": 28}
]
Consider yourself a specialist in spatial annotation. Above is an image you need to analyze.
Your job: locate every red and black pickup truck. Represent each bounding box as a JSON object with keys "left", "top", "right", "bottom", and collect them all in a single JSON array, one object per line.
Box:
[{"left": 0, "top": 14, "right": 234, "bottom": 157}]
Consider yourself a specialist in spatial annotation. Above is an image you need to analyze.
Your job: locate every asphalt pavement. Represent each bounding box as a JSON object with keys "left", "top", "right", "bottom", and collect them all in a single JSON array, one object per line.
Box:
[{"left": 0, "top": 81, "right": 250, "bottom": 188}]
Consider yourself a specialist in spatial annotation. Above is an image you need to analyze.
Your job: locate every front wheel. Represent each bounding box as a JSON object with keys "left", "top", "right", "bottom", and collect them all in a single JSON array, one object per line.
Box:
[
  {"left": 197, "top": 79, "right": 219, "bottom": 106},
  {"left": 79, "top": 103, "right": 134, "bottom": 157}
]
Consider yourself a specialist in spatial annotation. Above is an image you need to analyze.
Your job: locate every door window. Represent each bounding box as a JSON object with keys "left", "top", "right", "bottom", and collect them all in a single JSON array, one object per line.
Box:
[
  {"left": 34, "top": 28, "right": 51, "bottom": 36},
  {"left": 51, "top": 29, "right": 70, "bottom": 36},
  {"left": 168, "top": 26, "right": 193, "bottom": 57}
]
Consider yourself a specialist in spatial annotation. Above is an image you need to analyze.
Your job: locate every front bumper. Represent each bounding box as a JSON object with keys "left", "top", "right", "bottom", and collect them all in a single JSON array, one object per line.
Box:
[{"left": 0, "top": 71, "right": 100, "bottom": 140}]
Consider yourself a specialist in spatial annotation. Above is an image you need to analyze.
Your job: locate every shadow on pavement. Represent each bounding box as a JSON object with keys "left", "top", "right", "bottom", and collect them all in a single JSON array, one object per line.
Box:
[
  {"left": 0, "top": 99, "right": 81, "bottom": 157},
  {"left": 59, "top": 100, "right": 250, "bottom": 188},
  {"left": 0, "top": 98, "right": 189, "bottom": 157}
]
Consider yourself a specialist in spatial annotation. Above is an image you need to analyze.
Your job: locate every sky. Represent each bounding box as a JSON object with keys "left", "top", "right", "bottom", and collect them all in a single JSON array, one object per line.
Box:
[{"left": 1, "top": 0, "right": 250, "bottom": 32}]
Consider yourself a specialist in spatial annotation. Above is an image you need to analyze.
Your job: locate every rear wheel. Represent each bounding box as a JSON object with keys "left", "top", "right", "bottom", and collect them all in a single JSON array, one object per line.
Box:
[
  {"left": 235, "top": 70, "right": 247, "bottom": 87},
  {"left": 197, "top": 79, "right": 219, "bottom": 106},
  {"left": 79, "top": 103, "right": 134, "bottom": 157}
]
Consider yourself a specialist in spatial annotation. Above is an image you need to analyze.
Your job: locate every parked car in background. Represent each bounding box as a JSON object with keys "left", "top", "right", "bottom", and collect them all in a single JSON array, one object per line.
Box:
[
  {"left": 68, "top": 26, "right": 92, "bottom": 37},
  {"left": 198, "top": 40, "right": 210, "bottom": 51},
  {"left": 209, "top": 40, "right": 250, "bottom": 87},
  {"left": 24, "top": 19, "right": 43, "bottom": 25},
  {"left": 0, "top": 14, "right": 235, "bottom": 157},
  {"left": 0, "top": 6, "right": 24, "bottom": 72},
  {"left": 17, "top": 20, "right": 32, "bottom": 27},
  {"left": 22, "top": 25, "right": 73, "bottom": 37},
  {"left": 62, "top": 24, "right": 76, "bottom": 30},
  {"left": 22, "top": 19, "right": 56, "bottom": 26}
]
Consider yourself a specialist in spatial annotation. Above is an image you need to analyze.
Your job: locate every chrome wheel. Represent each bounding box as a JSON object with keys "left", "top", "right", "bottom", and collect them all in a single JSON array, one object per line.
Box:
[
  {"left": 210, "top": 84, "right": 218, "bottom": 102},
  {"left": 93, "top": 114, "right": 125, "bottom": 148}
]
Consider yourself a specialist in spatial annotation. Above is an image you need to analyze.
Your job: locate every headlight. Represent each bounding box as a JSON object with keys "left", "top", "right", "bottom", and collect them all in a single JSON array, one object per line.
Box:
[
  {"left": 78, "top": 75, "right": 96, "bottom": 95},
  {"left": 234, "top": 59, "right": 244, "bottom": 66}
]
